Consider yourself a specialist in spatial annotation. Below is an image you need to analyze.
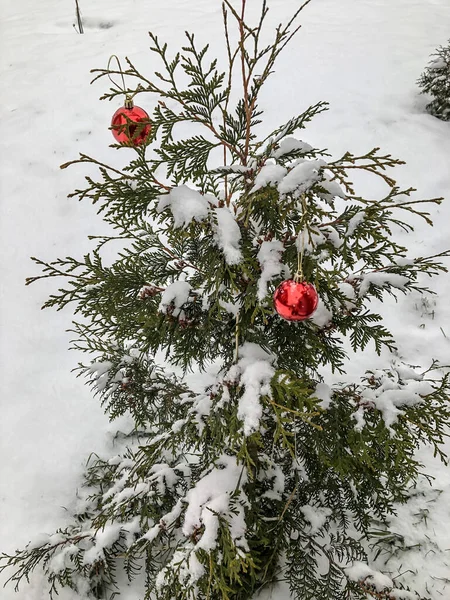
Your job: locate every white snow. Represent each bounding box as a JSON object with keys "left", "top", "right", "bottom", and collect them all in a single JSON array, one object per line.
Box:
[
  {"left": 156, "top": 185, "right": 216, "bottom": 228},
  {"left": 336, "top": 281, "right": 357, "bottom": 310},
  {"left": 219, "top": 297, "right": 241, "bottom": 316},
  {"left": 212, "top": 206, "right": 243, "bottom": 265},
  {"left": 299, "top": 504, "right": 332, "bottom": 533},
  {"left": 358, "top": 272, "right": 410, "bottom": 297},
  {"left": 158, "top": 280, "right": 192, "bottom": 317},
  {"left": 261, "top": 461, "right": 286, "bottom": 501},
  {"left": 155, "top": 546, "right": 206, "bottom": 588},
  {"left": 83, "top": 523, "right": 123, "bottom": 565},
  {"left": 49, "top": 544, "right": 80, "bottom": 575},
  {"left": 317, "top": 174, "right": 346, "bottom": 201},
  {"left": 429, "top": 58, "right": 446, "bottom": 69},
  {"left": 251, "top": 163, "right": 287, "bottom": 192},
  {"left": 182, "top": 454, "right": 248, "bottom": 551},
  {"left": 320, "top": 225, "right": 343, "bottom": 249},
  {"left": 297, "top": 226, "right": 326, "bottom": 254},
  {"left": 345, "top": 561, "right": 393, "bottom": 591},
  {"left": 27, "top": 533, "right": 51, "bottom": 551},
  {"left": 142, "top": 499, "right": 184, "bottom": 543},
  {"left": 148, "top": 463, "right": 178, "bottom": 494},
  {"left": 271, "top": 137, "right": 313, "bottom": 158},
  {"left": 355, "top": 374, "right": 435, "bottom": 432},
  {"left": 89, "top": 360, "right": 113, "bottom": 391},
  {"left": 185, "top": 550, "right": 206, "bottom": 583},
  {"left": 228, "top": 343, "right": 276, "bottom": 436},
  {"left": 312, "top": 382, "right": 332, "bottom": 410},
  {"left": 277, "top": 159, "right": 327, "bottom": 197},
  {"left": 256, "top": 239, "right": 286, "bottom": 301},
  {"left": 186, "top": 393, "right": 213, "bottom": 434},
  {"left": 346, "top": 211, "right": 366, "bottom": 237},
  {"left": 309, "top": 298, "right": 332, "bottom": 327}
]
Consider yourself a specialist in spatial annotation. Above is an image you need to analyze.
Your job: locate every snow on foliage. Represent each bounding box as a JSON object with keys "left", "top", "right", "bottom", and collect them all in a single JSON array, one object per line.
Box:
[
  {"left": 157, "top": 187, "right": 242, "bottom": 264},
  {"left": 156, "top": 185, "right": 217, "bottom": 227},
  {"left": 88, "top": 360, "right": 113, "bottom": 391},
  {"left": 183, "top": 454, "right": 249, "bottom": 552},
  {"left": 251, "top": 163, "right": 287, "bottom": 192},
  {"left": 312, "top": 382, "right": 332, "bottom": 410},
  {"left": 277, "top": 159, "right": 327, "bottom": 197},
  {"left": 344, "top": 562, "right": 419, "bottom": 598},
  {"left": 212, "top": 206, "right": 243, "bottom": 265},
  {"left": 345, "top": 211, "right": 366, "bottom": 237},
  {"left": 344, "top": 561, "right": 419, "bottom": 600},
  {"left": 357, "top": 272, "right": 410, "bottom": 297},
  {"left": 299, "top": 504, "right": 332, "bottom": 533},
  {"left": 260, "top": 459, "right": 286, "bottom": 501},
  {"left": 148, "top": 463, "right": 179, "bottom": 494},
  {"left": 309, "top": 298, "right": 333, "bottom": 328},
  {"left": 317, "top": 173, "right": 347, "bottom": 202},
  {"left": 49, "top": 544, "right": 80, "bottom": 574},
  {"left": 219, "top": 297, "right": 241, "bottom": 316},
  {"left": 83, "top": 524, "right": 123, "bottom": 565},
  {"left": 186, "top": 393, "right": 213, "bottom": 434},
  {"left": 156, "top": 546, "right": 205, "bottom": 588},
  {"left": 297, "top": 226, "right": 326, "bottom": 255},
  {"left": 226, "top": 343, "right": 275, "bottom": 436},
  {"left": 352, "top": 365, "right": 435, "bottom": 432},
  {"left": 158, "top": 280, "right": 192, "bottom": 317},
  {"left": 322, "top": 225, "right": 344, "bottom": 248},
  {"left": 256, "top": 239, "right": 287, "bottom": 300},
  {"left": 271, "top": 136, "right": 313, "bottom": 158},
  {"left": 143, "top": 499, "right": 184, "bottom": 544},
  {"left": 336, "top": 281, "right": 357, "bottom": 309},
  {"left": 345, "top": 561, "right": 394, "bottom": 591}
]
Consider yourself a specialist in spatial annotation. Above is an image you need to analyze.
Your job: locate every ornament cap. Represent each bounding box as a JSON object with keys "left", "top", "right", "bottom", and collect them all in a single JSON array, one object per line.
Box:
[
  {"left": 293, "top": 270, "right": 304, "bottom": 283},
  {"left": 124, "top": 95, "right": 134, "bottom": 109}
]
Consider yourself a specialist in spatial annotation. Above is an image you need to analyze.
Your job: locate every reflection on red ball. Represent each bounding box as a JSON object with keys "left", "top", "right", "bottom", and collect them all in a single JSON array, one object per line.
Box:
[
  {"left": 111, "top": 105, "right": 151, "bottom": 145},
  {"left": 273, "top": 279, "right": 319, "bottom": 321}
]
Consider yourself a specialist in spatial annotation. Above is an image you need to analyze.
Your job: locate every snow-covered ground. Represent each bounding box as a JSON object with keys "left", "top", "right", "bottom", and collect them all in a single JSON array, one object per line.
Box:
[{"left": 1, "top": 0, "right": 449, "bottom": 598}]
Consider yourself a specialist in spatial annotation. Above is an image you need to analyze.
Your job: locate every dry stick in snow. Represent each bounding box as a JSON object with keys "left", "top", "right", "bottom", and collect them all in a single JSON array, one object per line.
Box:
[{"left": 75, "top": 0, "right": 84, "bottom": 34}]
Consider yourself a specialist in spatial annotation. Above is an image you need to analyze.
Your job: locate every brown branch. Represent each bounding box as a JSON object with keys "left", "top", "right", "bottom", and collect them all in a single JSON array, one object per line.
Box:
[{"left": 60, "top": 155, "right": 130, "bottom": 178}]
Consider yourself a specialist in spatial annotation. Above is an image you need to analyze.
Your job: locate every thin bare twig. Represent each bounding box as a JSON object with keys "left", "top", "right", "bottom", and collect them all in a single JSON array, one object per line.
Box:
[{"left": 75, "top": 0, "right": 84, "bottom": 34}]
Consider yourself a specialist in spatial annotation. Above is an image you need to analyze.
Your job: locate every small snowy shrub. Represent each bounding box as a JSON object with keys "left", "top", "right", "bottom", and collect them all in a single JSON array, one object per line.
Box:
[
  {"left": 1, "top": 2, "right": 449, "bottom": 600},
  {"left": 417, "top": 40, "right": 450, "bottom": 121}
]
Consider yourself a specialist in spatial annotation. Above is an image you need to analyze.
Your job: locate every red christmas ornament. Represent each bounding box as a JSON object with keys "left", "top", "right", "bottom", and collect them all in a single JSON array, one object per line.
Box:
[
  {"left": 111, "top": 97, "right": 151, "bottom": 146},
  {"left": 273, "top": 279, "right": 319, "bottom": 321}
]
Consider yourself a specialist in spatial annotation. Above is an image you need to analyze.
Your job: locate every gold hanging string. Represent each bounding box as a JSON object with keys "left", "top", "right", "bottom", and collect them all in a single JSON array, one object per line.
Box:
[
  {"left": 107, "top": 55, "right": 127, "bottom": 93},
  {"left": 295, "top": 235, "right": 304, "bottom": 282},
  {"left": 294, "top": 193, "right": 307, "bottom": 283},
  {"left": 107, "top": 55, "right": 138, "bottom": 106}
]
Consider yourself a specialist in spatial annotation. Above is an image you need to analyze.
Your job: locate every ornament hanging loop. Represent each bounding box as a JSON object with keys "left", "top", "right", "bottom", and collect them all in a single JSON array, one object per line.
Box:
[
  {"left": 107, "top": 55, "right": 136, "bottom": 107},
  {"left": 294, "top": 194, "right": 308, "bottom": 283},
  {"left": 294, "top": 237, "right": 305, "bottom": 282},
  {"left": 107, "top": 55, "right": 127, "bottom": 93}
]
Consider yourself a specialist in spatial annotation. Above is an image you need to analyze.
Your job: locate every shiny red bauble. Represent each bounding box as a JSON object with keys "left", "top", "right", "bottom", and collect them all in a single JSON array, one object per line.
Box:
[
  {"left": 111, "top": 103, "right": 151, "bottom": 146},
  {"left": 273, "top": 279, "right": 319, "bottom": 321}
]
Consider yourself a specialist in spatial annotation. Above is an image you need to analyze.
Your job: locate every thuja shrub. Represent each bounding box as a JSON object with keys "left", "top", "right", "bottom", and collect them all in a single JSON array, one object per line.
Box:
[
  {"left": 1, "top": 2, "right": 449, "bottom": 600},
  {"left": 418, "top": 40, "right": 450, "bottom": 121}
]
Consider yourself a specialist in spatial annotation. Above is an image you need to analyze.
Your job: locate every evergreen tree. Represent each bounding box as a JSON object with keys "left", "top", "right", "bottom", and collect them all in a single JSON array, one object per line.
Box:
[
  {"left": 418, "top": 39, "right": 450, "bottom": 121},
  {"left": 1, "top": 2, "right": 449, "bottom": 599}
]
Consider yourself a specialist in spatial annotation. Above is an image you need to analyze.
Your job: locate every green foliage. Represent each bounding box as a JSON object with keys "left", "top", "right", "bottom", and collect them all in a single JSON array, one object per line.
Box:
[
  {"left": 418, "top": 40, "right": 450, "bottom": 121},
  {"left": 1, "top": 2, "right": 449, "bottom": 600}
]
